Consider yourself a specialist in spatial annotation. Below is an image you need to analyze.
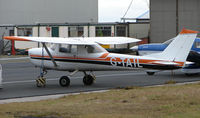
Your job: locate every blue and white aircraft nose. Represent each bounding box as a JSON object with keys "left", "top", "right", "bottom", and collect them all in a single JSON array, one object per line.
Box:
[{"left": 130, "top": 46, "right": 138, "bottom": 51}]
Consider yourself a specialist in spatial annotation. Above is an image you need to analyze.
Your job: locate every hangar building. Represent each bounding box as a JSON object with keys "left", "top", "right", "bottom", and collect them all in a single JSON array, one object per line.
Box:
[
  {"left": 150, "top": 0, "right": 200, "bottom": 43},
  {"left": 0, "top": 0, "right": 98, "bottom": 54},
  {"left": 0, "top": 0, "right": 150, "bottom": 55}
]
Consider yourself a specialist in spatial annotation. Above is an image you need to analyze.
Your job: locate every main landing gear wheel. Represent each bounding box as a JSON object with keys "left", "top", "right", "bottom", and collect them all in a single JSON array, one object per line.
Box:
[
  {"left": 59, "top": 76, "right": 70, "bottom": 87},
  {"left": 83, "top": 74, "right": 95, "bottom": 86},
  {"left": 146, "top": 72, "right": 155, "bottom": 75}
]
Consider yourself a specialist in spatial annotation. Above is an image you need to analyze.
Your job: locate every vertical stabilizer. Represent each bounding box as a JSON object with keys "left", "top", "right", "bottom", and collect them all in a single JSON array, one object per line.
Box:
[{"left": 147, "top": 29, "right": 198, "bottom": 63}]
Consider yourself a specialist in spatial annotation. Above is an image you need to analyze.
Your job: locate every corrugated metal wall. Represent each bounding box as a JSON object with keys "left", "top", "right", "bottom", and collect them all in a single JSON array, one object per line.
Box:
[
  {"left": 129, "top": 23, "right": 150, "bottom": 39},
  {"left": 150, "top": 0, "right": 200, "bottom": 43},
  {"left": 0, "top": 0, "right": 98, "bottom": 24}
]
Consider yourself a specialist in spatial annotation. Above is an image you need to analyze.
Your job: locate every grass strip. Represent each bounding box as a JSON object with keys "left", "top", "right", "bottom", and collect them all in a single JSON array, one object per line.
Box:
[{"left": 1, "top": 83, "right": 200, "bottom": 118}]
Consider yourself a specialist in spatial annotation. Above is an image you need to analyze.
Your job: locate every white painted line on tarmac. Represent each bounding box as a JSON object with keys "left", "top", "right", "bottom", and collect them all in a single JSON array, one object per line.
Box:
[
  {"left": 145, "top": 80, "right": 200, "bottom": 88},
  {"left": 3, "top": 72, "right": 145, "bottom": 85},
  {"left": 1, "top": 80, "right": 200, "bottom": 104},
  {"left": 95, "top": 72, "right": 145, "bottom": 77},
  {"left": 0, "top": 90, "right": 109, "bottom": 104},
  {"left": 3, "top": 80, "right": 36, "bottom": 84},
  {"left": 0, "top": 57, "right": 29, "bottom": 61}
]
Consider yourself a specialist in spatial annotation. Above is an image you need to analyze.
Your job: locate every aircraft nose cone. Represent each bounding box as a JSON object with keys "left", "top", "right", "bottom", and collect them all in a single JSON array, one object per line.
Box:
[
  {"left": 130, "top": 46, "right": 138, "bottom": 51},
  {"left": 28, "top": 48, "right": 39, "bottom": 56}
]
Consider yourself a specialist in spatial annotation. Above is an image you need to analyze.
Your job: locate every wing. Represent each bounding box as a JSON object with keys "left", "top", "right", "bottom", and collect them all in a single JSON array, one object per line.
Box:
[
  {"left": 79, "top": 37, "right": 141, "bottom": 44},
  {"left": 4, "top": 36, "right": 140, "bottom": 45},
  {"left": 3, "top": 36, "right": 96, "bottom": 45}
]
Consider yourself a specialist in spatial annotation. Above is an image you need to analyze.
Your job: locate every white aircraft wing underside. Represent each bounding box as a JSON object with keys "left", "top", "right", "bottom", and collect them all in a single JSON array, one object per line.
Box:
[
  {"left": 88, "top": 37, "right": 141, "bottom": 44},
  {"left": 4, "top": 36, "right": 141, "bottom": 45}
]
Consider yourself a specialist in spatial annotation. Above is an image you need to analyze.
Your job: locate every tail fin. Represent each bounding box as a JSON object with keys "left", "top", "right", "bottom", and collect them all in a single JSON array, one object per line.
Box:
[{"left": 147, "top": 29, "right": 198, "bottom": 63}]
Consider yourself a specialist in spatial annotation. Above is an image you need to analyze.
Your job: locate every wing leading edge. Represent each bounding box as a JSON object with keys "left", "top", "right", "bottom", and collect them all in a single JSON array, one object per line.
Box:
[{"left": 4, "top": 36, "right": 141, "bottom": 45}]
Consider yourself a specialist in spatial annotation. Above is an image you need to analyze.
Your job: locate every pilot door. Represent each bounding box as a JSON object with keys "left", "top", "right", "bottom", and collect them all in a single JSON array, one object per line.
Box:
[
  {"left": 76, "top": 45, "right": 98, "bottom": 59},
  {"left": 58, "top": 44, "right": 78, "bottom": 59},
  {"left": 58, "top": 44, "right": 97, "bottom": 59},
  {"left": 77, "top": 45, "right": 89, "bottom": 58}
]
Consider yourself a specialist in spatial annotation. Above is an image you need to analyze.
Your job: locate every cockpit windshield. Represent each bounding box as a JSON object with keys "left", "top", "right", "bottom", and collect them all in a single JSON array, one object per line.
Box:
[
  {"left": 85, "top": 45, "right": 107, "bottom": 53},
  {"left": 50, "top": 44, "right": 57, "bottom": 51}
]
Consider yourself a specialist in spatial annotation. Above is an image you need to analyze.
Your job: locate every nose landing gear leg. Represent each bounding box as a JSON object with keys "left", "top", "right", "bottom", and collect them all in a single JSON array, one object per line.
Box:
[{"left": 36, "top": 69, "right": 47, "bottom": 87}]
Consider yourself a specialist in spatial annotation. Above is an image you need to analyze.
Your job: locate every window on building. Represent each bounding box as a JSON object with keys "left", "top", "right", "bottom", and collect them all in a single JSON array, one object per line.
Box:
[
  {"left": 68, "top": 26, "right": 84, "bottom": 37},
  {"left": 96, "top": 26, "right": 111, "bottom": 37},
  {"left": 17, "top": 28, "right": 32, "bottom": 36},
  {"left": 9, "top": 30, "right": 14, "bottom": 36},
  {"left": 52, "top": 27, "right": 59, "bottom": 37},
  {"left": 116, "top": 26, "right": 126, "bottom": 36}
]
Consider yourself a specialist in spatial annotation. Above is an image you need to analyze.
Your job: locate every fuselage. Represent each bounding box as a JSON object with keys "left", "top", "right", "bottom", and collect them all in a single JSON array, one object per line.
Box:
[{"left": 28, "top": 44, "right": 183, "bottom": 72}]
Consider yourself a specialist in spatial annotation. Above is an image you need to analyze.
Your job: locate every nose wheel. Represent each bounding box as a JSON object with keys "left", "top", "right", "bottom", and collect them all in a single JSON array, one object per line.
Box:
[
  {"left": 36, "top": 69, "right": 47, "bottom": 87},
  {"left": 83, "top": 72, "right": 95, "bottom": 85}
]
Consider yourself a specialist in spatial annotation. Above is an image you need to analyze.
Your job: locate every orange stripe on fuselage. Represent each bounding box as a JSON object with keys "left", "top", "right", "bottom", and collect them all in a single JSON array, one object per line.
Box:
[
  {"left": 30, "top": 55, "right": 184, "bottom": 67},
  {"left": 110, "top": 58, "right": 184, "bottom": 67},
  {"left": 30, "top": 55, "right": 111, "bottom": 62},
  {"left": 173, "top": 61, "right": 184, "bottom": 66},
  {"left": 138, "top": 59, "right": 184, "bottom": 66},
  {"left": 98, "top": 53, "right": 109, "bottom": 58}
]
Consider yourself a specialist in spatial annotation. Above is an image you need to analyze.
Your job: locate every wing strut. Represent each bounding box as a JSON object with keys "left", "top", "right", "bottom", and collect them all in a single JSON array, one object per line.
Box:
[{"left": 42, "top": 43, "right": 58, "bottom": 67}]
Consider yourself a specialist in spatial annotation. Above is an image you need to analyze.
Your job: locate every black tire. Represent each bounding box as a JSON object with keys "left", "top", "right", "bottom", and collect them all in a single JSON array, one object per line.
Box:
[
  {"left": 59, "top": 76, "right": 70, "bottom": 87},
  {"left": 36, "top": 82, "right": 42, "bottom": 87},
  {"left": 146, "top": 72, "right": 155, "bottom": 75},
  {"left": 83, "top": 75, "right": 94, "bottom": 86}
]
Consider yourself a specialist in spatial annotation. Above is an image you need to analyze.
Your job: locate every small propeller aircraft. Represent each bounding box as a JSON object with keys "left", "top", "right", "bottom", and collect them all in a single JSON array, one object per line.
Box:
[
  {"left": 4, "top": 29, "right": 198, "bottom": 87},
  {"left": 131, "top": 37, "right": 200, "bottom": 75}
]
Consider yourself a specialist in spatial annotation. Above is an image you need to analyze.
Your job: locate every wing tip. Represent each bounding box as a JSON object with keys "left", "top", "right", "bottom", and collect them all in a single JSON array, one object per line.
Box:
[
  {"left": 3, "top": 36, "right": 14, "bottom": 40},
  {"left": 3, "top": 36, "right": 29, "bottom": 41}
]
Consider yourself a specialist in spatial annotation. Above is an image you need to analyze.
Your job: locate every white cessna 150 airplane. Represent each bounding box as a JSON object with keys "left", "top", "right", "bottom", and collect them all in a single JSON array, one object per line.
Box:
[{"left": 4, "top": 29, "right": 198, "bottom": 87}]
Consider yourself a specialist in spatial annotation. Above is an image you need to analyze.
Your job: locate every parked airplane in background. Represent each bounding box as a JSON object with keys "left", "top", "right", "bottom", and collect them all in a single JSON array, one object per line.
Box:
[
  {"left": 4, "top": 29, "right": 198, "bottom": 87},
  {"left": 131, "top": 37, "right": 200, "bottom": 75}
]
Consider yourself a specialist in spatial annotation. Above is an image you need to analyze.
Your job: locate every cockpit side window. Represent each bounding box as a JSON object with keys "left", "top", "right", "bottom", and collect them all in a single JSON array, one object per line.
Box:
[
  {"left": 195, "top": 41, "right": 200, "bottom": 48},
  {"left": 59, "top": 44, "right": 71, "bottom": 53},
  {"left": 85, "top": 45, "right": 106, "bottom": 53},
  {"left": 86, "top": 45, "right": 94, "bottom": 53},
  {"left": 50, "top": 44, "right": 57, "bottom": 51}
]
